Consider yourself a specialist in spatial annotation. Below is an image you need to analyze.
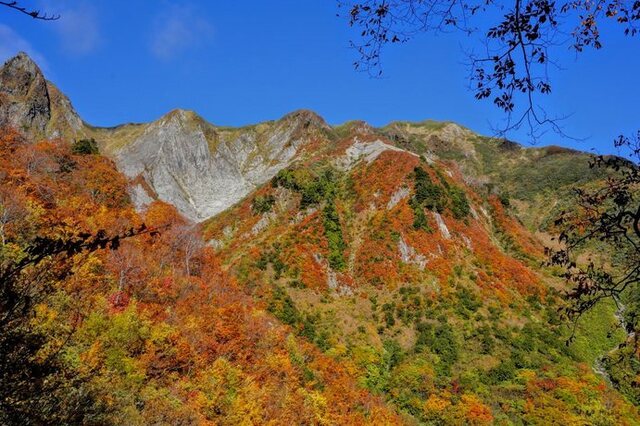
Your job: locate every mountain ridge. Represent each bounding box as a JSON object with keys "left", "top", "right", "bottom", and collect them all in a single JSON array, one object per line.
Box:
[{"left": 0, "top": 51, "right": 603, "bottom": 225}]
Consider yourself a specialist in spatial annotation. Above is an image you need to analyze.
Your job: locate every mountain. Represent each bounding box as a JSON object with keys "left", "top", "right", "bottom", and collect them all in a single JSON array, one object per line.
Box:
[
  {"left": 1, "top": 52, "right": 638, "bottom": 424},
  {"left": 0, "top": 52, "right": 604, "bottom": 225},
  {"left": 0, "top": 54, "right": 338, "bottom": 221},
  {"left": 111, "top": 109, "right": 330, "bottom": 220}
]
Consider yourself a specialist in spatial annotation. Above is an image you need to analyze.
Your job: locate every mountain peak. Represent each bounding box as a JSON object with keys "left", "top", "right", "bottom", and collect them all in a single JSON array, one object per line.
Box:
[
  {"left": 3, "top": 52, "right": 42, "bottom": 75},
  {"left": 0, "top": 52, "right": 46, "bottom": 96},
  {"left": 335, "top": 120, "right": 375, "bottom": 136},
  {"left": 146, "top": 109, "right": 217, "bottom": 142},
  {"left": 282, "top": 109, "right": 330, "bottom": 130},
  {"left": 164, "top": 108, "right": 197, "bottom": 118},
  {"left": 0, "top": 51, "right": 50, "bottom": 134},
  {"left": 0, "top": 51, "right": 86, "bottom": 139}
]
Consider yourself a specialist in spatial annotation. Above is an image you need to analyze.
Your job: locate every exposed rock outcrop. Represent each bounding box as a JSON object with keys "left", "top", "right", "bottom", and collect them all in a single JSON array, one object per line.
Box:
[
  {"left": 337, "top": 138, "right": 415, "bottom": 170},
  {"left": 0, "top": 52, "right": 85, "bottom": 139},
  {"left": 387, "top": 187, "right": 410, "bottom": 210},
  {"left": 114, "top": 109, "right": 325, "bottom": 221},
  {"left": 398, "top": 235, "right": 427, "bottom": 270},
  {"left": 0, "top": 52, "right": 50, "bottom": 134},
  {"left": 433, "top": 212, "right": 451, "bottom": 239}
]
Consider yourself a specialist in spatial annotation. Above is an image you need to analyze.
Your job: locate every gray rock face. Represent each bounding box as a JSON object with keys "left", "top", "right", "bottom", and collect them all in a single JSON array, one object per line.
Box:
[
  {"left": 397, "top": 235, "right": 427, "bottom": 270},
  {"left": 115, "top": 109, "right": 324, "bottom": 221},
  {"left": 336, "top": 138, "right": 416, "bottom": 171},
  {"left": 0, "top": 52, "right": 84, "bottom": 139},
  {"left": 0, "top": 52, "right": 50, "bottom": 134},
  {"left": 433, "top": 212, "right": 451, "bottom": 239},
  {"left": 387, "top": 187, "right": 410, "bottom": 210}
]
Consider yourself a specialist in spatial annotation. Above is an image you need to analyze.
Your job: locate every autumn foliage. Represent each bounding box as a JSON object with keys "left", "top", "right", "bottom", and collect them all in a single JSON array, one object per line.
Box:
[
  {"left": 2, "top": 127, "right": 638, "bottom": 424},
  {"left": 0, "top": 128, "right": 399, "bottom": 424}
]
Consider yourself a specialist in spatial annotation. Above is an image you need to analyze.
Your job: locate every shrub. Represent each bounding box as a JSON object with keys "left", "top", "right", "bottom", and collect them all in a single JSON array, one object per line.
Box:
[
  {"left": 272, "top": 167, "right": 339, "bottom": 209},
  {"left": 432, "top": 322, "right": 459, "bottom": 365},
  {"left": 71, "top": 138, "right": 99, "bottom": 155},
  {"left": 252, "top": 194, "right": 275, "bottom": 214},
  {"left": 415, "top": 322, "right": 458, "bottom": 364},
  {"left": 478, "top": 325, "right": 495, "bottom": 354},
  {"left": 268, "top": 286, "right": 300, "bottom": 326},
  {"left": 300, "top": 313, "right": 330, "bottom": 351},
  {"left": 383, "top": 339, "right": 403, "bottom": 370},
  {"left": 448, "top": 186, "right": 470, "bottom": 219},
  {"left": 456, "top": 287, "right": 481, "bottom": 317},
  {"left": 415, "top": 320, "right": 459, "bottom": 375},
  {"left": 410, "top": 198, "right": 431, "bottom": 231},
  {"left": 485, "top": 360, "right": 517, "bottom": 384},
  {"left": 382, "top": 303, "right": 396, "bottom": 328},
  {"left": 256, "top": 247, "right": 288, "bottom": 279},
  {"left": 414, "top": 167, "right": 446, "bottom": 213},
  {"left": 499, "top": 192, "right": 511, "bottom": 207},
  {"left": 411, "top": 166, "right": 471, "bottom": 225}
]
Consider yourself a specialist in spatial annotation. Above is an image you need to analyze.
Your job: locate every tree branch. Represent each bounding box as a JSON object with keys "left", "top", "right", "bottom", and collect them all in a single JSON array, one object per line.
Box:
[{"left": 0, "top": 1, "right": 59, "bottom": 21}]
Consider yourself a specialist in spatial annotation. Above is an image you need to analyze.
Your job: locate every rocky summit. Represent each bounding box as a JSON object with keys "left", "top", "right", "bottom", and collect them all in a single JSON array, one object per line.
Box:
[
  {"left": 0, "top": 53, "right": 84, "bottom": 139},
  {"left": 0, "top": 52, "right": 52, "bottom": 134}
]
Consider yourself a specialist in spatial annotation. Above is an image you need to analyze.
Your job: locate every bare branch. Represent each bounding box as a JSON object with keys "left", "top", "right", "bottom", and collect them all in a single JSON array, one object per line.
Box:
[{"left": 0, "top": 1, "right": 60, "bottom": 21}]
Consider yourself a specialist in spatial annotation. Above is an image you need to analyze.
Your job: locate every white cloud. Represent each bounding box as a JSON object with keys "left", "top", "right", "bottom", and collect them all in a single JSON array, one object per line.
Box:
[
  {"left": 37, "top": 0, "right": 102, "bottom": 55},
  {"left": 150, "top": 4, "right": 213, "bottom": 60},
  {"left": 56, "top": 3, "right": 101, "bottom": 54},
  {"left": 0, "top": 25, "right": 49, "bottom": 70}
]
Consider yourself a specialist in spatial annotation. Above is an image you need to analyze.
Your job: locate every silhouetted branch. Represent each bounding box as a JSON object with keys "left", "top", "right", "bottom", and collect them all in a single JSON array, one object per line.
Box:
[
  {"left": 546, "top": 132, "right": 640, "bottom": 340},
  {"left": 340, "top": 0, "right": 640, "bottom": 140},
  {"left": 0, "top": 1, "right": 59, "bottom": 21}
]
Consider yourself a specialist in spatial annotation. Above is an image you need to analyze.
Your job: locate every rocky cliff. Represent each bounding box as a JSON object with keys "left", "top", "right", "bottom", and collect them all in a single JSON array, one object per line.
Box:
[
  {"left": 0, "top": 53, "right": 85, "bottom": 139},
  {"left": 114, "top": 109, "right": 329, "bottom": 220}
]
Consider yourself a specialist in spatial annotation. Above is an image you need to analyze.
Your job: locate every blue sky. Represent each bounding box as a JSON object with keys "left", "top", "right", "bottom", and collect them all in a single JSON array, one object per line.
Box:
[{"left": 0, "top": 0, "right": 638, "bottom": 155}]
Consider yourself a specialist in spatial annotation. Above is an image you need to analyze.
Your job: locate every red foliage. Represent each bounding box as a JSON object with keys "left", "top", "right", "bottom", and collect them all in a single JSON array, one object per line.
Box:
[{"left": 107, "top": 291, "right": 130, "bottom": 312}]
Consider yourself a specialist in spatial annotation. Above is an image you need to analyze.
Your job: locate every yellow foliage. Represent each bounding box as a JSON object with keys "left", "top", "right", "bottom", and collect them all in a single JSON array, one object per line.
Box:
[{"left": 424, "top": 393, "right": 451, "bottom": 414}]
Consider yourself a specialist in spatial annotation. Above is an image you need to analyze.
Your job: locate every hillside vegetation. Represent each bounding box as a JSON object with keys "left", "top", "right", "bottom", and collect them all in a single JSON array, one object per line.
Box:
[
  {"left": 202, "top": 128, "right": 638, "bottom": 424},
  {"left": 1, "top": 52, "right": 639, "bottom": 425},
  {"left": 0, "top": 129, "right": 401, "bottom": 424}
]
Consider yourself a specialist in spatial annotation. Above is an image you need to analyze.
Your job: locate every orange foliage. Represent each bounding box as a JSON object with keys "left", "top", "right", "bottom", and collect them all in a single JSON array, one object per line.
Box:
[
  {"left": 460, "top": 394, "right": 494, "bottom": 425},
  {"left": 0, "top": 128, "right": 401, "bottom": 424},
  {"left": 463, "top": 217, "right": 545, "bottom": 299},
  {"left": 351, "top": 150, "right": 419, "bottom": 212}
]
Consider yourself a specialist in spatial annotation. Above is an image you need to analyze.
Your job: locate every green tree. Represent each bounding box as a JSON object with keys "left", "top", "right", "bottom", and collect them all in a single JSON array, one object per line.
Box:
[{"left": 72, "top": 138, "right": 99, "bottom": 155}]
